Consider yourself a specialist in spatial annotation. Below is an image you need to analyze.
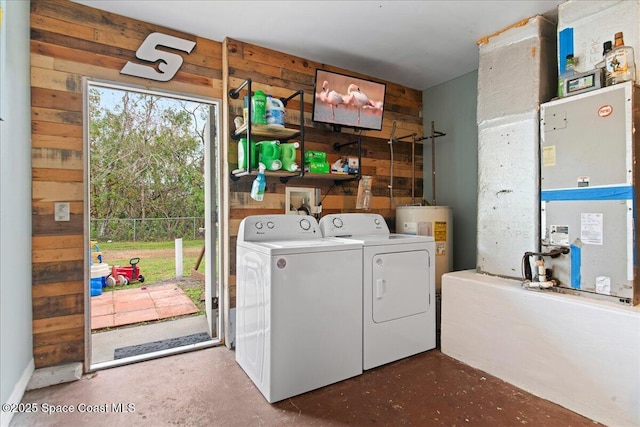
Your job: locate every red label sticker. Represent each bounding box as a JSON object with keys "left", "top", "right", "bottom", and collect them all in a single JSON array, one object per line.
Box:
[{"left": 598, "top": 105, "right": 613, "bottom": 117}]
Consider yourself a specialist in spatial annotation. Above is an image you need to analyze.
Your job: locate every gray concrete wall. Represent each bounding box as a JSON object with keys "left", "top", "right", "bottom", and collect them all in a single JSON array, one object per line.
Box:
[
  {"left": 422, "top": 71, "right": 478, "bottom": 271},
  {"left": 0, "top": 1, "right": 34, "bottom": 425}
]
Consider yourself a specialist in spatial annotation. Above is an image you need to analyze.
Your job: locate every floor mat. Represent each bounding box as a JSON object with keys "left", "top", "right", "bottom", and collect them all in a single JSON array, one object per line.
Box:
[{"left": 114, "top": 332, "right": 211, "bottom": 359}]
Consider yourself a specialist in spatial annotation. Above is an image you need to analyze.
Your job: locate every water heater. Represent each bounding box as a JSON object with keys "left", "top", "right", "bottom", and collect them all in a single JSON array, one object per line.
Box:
[{"left": 396, "top": 205, "right": 453, "bottom": 292}]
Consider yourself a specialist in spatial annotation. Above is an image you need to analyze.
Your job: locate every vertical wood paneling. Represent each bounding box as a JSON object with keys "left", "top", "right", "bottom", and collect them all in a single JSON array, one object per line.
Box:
[{"left": 30, "top": 0, "right": 224, "bottom": 369}]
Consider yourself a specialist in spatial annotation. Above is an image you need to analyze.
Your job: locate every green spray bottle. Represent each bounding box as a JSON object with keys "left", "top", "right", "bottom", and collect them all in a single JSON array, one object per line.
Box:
[{"left": 250, "top": 163, "right": 266, "bottom": 201}]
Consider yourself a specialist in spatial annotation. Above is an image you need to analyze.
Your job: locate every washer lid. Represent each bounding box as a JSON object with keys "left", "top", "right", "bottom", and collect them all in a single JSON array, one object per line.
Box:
[
  {"left": 238, "top": 214, "right": 323, "bottom": 243},
  {"left": 238, "top": 237, "right": 361, "bottom": 255}
]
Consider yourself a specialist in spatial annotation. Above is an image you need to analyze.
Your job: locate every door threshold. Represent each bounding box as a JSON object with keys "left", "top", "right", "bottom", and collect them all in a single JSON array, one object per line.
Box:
[{"left": 90, "top": 339, "right": 222, "bottom": 371}]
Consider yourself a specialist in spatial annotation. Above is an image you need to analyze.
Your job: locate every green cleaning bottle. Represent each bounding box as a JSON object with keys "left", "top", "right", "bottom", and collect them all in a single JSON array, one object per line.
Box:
[
  {"left": 251, "top": 90, "right": 267, "bottom": 125},
  {"left": 250, "top": 163, "right": 266, "bottom": 201}
]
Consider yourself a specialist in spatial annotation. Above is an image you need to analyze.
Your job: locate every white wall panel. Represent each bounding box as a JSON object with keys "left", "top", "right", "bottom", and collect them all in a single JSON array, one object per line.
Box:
[
  {"left": 477, "top": 112, "right": 539, "bottom": 279},
  {"left": 442, "top": 271, "right": 640, "bottom": 427}
]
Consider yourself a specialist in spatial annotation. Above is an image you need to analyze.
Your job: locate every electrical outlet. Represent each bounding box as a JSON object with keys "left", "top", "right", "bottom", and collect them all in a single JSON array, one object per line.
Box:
[{"left": 54, "top": 202, "right": 70, "bottom": 221}]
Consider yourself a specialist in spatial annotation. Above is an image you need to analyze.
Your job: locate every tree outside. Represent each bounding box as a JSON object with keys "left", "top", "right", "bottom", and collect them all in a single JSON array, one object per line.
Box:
[
  {"left": 89, "top": 86, "right": 209, "bottom": 242},
  {"left": 89, "top": 85, "right": 212, "bottom": 301}
]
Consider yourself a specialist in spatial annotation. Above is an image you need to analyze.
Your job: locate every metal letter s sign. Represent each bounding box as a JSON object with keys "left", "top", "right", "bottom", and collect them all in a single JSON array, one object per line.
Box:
[{"left": 120, "top": 32, "right": 196, "bottom": 82}]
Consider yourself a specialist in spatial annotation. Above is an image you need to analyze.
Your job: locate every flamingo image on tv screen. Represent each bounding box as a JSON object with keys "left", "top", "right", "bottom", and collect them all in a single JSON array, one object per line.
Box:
[{"left": 313, "top": 69, "right": 386, "bottom": 131}]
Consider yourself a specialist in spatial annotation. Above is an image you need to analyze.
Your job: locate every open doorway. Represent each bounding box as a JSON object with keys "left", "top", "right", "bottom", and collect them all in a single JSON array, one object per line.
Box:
[{"left": 85, "top": 80, "right": 222, "bottom": 369}]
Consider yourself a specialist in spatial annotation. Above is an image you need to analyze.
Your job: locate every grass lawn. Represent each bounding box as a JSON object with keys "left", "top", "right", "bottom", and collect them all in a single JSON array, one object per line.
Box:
[{"left": 96, "top": 239, "right": 206, "bottom": 313}]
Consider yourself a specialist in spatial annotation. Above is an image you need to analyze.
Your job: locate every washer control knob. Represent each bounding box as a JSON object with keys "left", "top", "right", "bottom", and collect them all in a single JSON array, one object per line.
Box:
[
  {"left": 332, "top": 217, "right": 343, "bottom": 228},
  {"left": 374, "top": 217, "right": 381, "bottom": 225},
  {"left": 254, "top": 221, "right": 263, "bottom": 230},
  {"left": 267, "top": 221, "right": 275, "bottom": 229},
  {"left": 299, "top": 218, "right": 311, "bottom": 230}
]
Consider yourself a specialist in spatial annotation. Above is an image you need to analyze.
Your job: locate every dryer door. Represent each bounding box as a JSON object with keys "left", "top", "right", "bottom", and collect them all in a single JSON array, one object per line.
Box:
[{"left": 372, "top": 250, "right": 430, "bottom": 323}]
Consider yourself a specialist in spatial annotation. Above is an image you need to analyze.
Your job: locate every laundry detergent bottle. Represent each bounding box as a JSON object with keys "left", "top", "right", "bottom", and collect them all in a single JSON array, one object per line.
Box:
[
  {"left": 238, "top": 137, "right": 258, "bottom": 170},
  {"left": 251, "top": 90, "right": 267, "bottom": 125},
  {"left": 280, "top": 142, "right": 300, "bottom": 172},
  {"left": 266, "top": 95, "right": 285, "bottom": 127},
  {"left": 258, "top": 140, "right": 282, "bottom": 171},
  {"left": 250, "top": 163, "right": 267, "bottom": 201}
]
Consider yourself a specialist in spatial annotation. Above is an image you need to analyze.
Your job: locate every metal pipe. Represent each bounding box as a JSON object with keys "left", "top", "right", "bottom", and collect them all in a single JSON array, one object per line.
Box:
[
  {"left": 246, "top": 80, "right": 252, "bottom": 174},
  {"left": 357, "top": 135, "right": 362, "bottom": 181},
  {"left": 389, "top": 121, "right": 397, "bottom": 207},
  {"left": 392, "top": 132, "right": 418, "bottom": 203},
  {"left": 431, "top": 121, "right": 436, "bottom": 206},
  {"left": 411, "top": 134, "right": 416, "bottom": 204},
  {"left": 298, "top": 90, "right": 305, "bottom": 178},
  {"left": 394, "top": 132, "right": 416, "bottom": 141},
  {"left": 228, "top": 78, "right": 250, "bottom": 99},
  {"left": 333, "top": 140, "right": 358, "bottom": 151},
  {"left": 281, "top": 90, "right": 300, "bottom": 106},
  {"left": 415, "top": 129, "right": 446, "bottom": 142}
]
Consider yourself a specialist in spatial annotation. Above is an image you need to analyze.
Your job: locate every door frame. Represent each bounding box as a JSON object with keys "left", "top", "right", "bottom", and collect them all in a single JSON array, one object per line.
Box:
[{"left": 83, "top": 78, "right": 224, "bottom": 370}]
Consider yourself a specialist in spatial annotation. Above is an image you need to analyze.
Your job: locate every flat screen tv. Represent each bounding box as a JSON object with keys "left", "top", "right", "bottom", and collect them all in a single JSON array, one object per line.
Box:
[{"left": 312, "top": 69, "right": 386, "bottom": 131}]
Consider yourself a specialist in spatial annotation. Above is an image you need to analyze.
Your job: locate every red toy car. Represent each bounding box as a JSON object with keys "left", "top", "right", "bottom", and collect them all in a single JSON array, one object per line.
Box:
[{"left": 111, "top": 257, "right": 145, "bottom": 286}]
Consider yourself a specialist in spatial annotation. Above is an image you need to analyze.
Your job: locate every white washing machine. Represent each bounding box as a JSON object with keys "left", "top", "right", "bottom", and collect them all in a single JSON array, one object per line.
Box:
[
  {"left": 320, "top": 213, "right": 436, "bottom": 370},
  {"left": 235, "top": 214, "right": 363, "bottom": 403}
]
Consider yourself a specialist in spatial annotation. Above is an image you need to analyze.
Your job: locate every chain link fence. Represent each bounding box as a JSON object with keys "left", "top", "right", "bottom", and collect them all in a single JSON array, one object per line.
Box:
[{"left": 91, "top": 217, "right": 205, "bottom": 242}]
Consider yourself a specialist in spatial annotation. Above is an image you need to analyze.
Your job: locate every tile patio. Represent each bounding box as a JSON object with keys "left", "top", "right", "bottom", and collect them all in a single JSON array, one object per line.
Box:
[{"left": 91, "top": 283, "right": 198, "bottom": 330}]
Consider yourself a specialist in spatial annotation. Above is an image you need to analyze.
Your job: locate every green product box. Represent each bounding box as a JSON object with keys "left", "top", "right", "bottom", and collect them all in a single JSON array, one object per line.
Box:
[
  {"left": 304, "top": 150, "right": 327, "bottom": 162},
  {"left": 306, "top": 161, "right": 330, "bottom": 174}
]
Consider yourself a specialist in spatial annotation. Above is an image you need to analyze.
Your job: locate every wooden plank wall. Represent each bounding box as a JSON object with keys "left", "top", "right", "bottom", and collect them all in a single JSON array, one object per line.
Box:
[
  {"left": 30, "top": 0, "right": 223, "bottom": 369},
  {"left": 30, "top": 0, "right": 422, "bottom": 369},
  {"left": 224, "top": 39, "right": 424, "bottom": 297}
]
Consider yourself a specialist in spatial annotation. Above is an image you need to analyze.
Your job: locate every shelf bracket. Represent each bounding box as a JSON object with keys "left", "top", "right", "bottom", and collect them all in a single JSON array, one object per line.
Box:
[
  {"left": 415, "top": 128, "right": 446, "bottom": 142},
  {"left": 333, "top": 176, "right": 358, "bottom": 185},
  {"left": 394, "top": 132, "right": 417, "bottom": 142},
  {"left": 333, "top": 140, "right": 358, "bottom": 152},
  {"left": 280, "top": 90, "right": 302, "bottom": 107},
  {"left": 332, "top": 135, "right": 361, "bottom": 181},
  {"left": 228, "top": 79, "right": 250, "bottom": 99}
]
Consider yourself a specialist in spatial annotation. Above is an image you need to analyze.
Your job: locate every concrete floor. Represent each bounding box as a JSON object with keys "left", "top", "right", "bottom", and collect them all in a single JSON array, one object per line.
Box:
[{"left": 12, "top": 348, "right": 597, "bottom": 426}]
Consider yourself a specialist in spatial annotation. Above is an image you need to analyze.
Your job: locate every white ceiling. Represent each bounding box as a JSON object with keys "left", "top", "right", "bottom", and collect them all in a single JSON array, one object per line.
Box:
[{"left": 73, "top": 0, "right": 564, "bottom": 90}]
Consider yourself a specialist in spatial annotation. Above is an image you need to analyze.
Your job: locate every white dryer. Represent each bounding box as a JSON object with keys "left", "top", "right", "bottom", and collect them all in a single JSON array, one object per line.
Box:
[
  {"left": 320, "top": 213, "right": 436, "bottom": 370},
  {"left": 236, "top": 214, "right": 363, "bottom": 403}
]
